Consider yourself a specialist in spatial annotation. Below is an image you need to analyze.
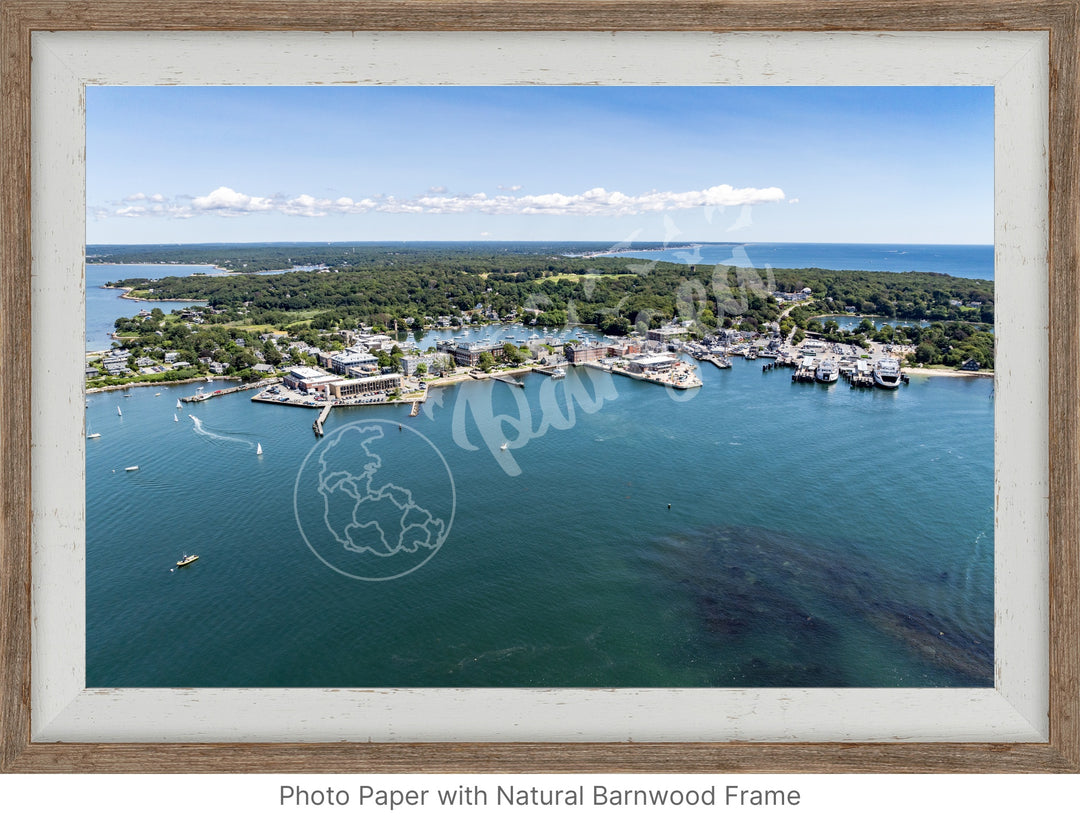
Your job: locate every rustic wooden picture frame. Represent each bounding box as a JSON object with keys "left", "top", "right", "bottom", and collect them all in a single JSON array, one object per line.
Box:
[{"left": 2, "top": 0, "right": 1078, "bottom": 774}]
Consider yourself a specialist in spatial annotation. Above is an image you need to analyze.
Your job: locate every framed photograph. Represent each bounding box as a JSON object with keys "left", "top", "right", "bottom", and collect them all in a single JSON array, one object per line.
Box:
[{"left": 2, "top": 1, "right": 1078, "bottom": 773}]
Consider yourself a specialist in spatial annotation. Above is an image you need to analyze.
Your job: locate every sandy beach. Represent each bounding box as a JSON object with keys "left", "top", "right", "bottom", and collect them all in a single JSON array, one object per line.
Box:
[{"left": 904, "top": 366, "right": 993, "bottom": 379}]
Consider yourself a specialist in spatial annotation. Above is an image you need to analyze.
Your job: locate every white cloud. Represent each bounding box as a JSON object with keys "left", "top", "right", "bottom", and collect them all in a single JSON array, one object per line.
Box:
[
  {"left": 191, "top": 186, "right": 274, "bottom": 214},
  {"left": 96, "top": 183, "right": 788, "bottom": 220}
]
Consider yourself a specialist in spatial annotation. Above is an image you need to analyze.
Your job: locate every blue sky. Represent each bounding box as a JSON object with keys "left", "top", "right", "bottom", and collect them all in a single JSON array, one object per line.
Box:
[{"left": 86, "top": 85, "right": 993, "bottom": 245}]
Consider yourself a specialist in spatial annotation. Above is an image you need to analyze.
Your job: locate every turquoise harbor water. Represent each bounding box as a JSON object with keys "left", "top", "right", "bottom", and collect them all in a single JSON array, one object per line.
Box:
[
  {"left": 86, "top": 362, "right": 993, "bottom": 688},
  {"left": 86, "top": 263, "right": 227, "bottom": 352}
]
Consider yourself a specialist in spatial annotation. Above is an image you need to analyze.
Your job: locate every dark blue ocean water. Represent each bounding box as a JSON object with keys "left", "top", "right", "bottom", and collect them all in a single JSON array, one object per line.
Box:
[
  {"left": 85, "top": 360, "right": 993, "bottom": 688},
  {"left": 597, "top": 242, "right": 994, "bottom": 281}
]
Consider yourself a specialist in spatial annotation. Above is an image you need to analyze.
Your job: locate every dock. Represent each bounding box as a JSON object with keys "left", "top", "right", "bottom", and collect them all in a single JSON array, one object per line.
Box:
[
  {"left": 181, "top": 377, "right": 275, "bottom": 403},
  {"left": 532, "top": 364, "right": 569, "bottom": 377},
  {"left": 409, "top": 400, "right": 422, "bottom": 417},
  {"left": 700, "top": 355, "right": 732, "bottom": 371},
  {"left": 610, "top": 365, "right": 703, "bottom": 391},
  {"left": 493, "top": 374, "right": 525, "bottom": 388},
  {"left": 850, "top": 372, "right": 875, "bottom": 388},
  {"left": 312, "top": 402, "right": 333, "bottom": 437}
]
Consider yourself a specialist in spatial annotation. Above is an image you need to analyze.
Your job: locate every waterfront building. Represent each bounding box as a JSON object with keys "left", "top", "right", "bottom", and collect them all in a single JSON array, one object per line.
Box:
[
  {"left": 565, "top": 341, "right": 608, "bottom": 364},
  {"left": 627, "top": 354, "right": 679, "bottom": 374},
  {"left": 447, "top": 340, "right": 506, "bottom": 367},
  {"left": 399, "top": 353, "right": 445, "bottom": 376},
  {"left": 608, "top": 341, "right": 642, "bottom": 358},
  {"left": 323, "top": 346, "right": 379, "bottom": 375},
  {"left": 284, "top": 366, "right": 337, "bottom": 392},
  {"left": 327, "top": 373, "right": 402, "bottom": 400}
]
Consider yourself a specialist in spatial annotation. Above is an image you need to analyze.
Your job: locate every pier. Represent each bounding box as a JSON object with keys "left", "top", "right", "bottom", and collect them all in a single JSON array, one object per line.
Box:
[
  {"left": 493, "top": 374, "right": 525, "bottom": 388},
  {"left": 181, "top": 377, "right": 274, "bottom": 403},
  {"left": 409, "top": 400, "right": 422, "bottom": 417},
  {"left": 700, "top": 355, "right": 732, "bottom": 371},
  {"left": 532, "top": 364, "right": 569, "bottom": 377},
  {"left": 313, "top": 402, "right": 333, "bottom": 437},
  {"left": 610, "top": 365, "right": 703, "bottom": 391}
]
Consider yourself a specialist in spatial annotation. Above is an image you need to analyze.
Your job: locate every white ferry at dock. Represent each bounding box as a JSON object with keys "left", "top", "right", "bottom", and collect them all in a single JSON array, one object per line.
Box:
[
  {"left": 873, "top": 357, "right": 903, "bottom": 388},
  {"left": 815, "top": 358, "right": 840, "bottom": 383}
]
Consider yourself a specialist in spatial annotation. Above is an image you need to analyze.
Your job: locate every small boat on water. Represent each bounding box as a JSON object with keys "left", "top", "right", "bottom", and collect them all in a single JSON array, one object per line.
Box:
[
  {"left": 87, "top": 433, "right": 101, "bottom": 439},
  {"left": 500, "top": 442, "right": 509, "bottom": 451},
  {"left": 256, "top": 442, "right": 263, "bottom": 455},
  {"left": 176, "top": 399, "right": 182, "bottom": 409},
  {"left": 124, "top": 465, "right": 139, "bottom": 472},
  {"left": 155, "top": 392, "right": 161, "bottom": 396},
  {"left": 551, "top": 368, "right": 566, "bottom": 379},
  {"left": 176, "top": 554, "right": 199, "bottom": 567},
  {"left": 117, "top": 406, "right": 122, "bottom": 416},
  {"left": 173, "top": 413, "right": 178, "bottom": 422}
]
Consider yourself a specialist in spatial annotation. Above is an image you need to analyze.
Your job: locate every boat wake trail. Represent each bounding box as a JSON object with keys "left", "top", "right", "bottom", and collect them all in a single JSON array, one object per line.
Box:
[{"left": 188, "top": 414, "right": 256, "bottom": 449}]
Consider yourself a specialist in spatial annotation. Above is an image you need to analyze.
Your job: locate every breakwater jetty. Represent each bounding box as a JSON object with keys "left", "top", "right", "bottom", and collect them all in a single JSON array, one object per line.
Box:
[{"left": 313, "top": 403, "right": 333, "bottom": 437}]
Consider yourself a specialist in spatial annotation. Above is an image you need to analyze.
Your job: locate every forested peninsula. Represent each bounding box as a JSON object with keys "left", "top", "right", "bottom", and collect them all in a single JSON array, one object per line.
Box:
[{"left": 92, "top": 242, "right": 995, "bottom": 370}]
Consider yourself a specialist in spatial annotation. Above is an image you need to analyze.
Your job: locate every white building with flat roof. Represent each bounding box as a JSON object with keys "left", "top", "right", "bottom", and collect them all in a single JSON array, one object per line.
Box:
[
  {"left": 285, "top": 366, "right": 337, "bottom": 391},
  {"left": 328, "top": 373, "right": 402, "bottom": 401},
  {"left": 627, "top": 354, "right": 679, "bottom": 374}
]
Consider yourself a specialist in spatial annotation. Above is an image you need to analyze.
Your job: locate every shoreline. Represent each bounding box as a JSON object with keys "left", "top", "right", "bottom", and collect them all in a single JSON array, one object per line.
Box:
[
  {"left": 86, "top": 375, "right": 239, "bottom": 395},
  {"left": 98, "top": 285, "right": 208, "bottom": 303},
  {"left": 905, "top": 366, "right": 993, "bottom": 379}
]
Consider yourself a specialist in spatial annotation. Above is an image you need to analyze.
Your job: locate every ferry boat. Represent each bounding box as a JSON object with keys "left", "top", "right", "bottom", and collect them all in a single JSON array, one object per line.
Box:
[
  {"left": 873, "top": 357, "right": 903, "bottom": 388},
  {"left": 815, "top": 358, "right": 840, "bottom": 383},
  {"left": 176, "top": 554, "right": 199, "bottom": 567}
]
